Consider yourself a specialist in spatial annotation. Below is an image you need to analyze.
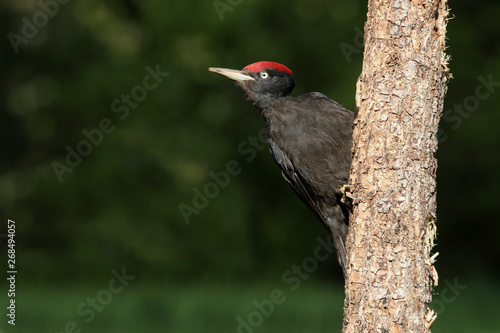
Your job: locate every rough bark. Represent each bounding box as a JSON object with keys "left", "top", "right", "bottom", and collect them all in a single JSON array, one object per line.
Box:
[{"left": 343, "top": 0, "right": 450, "bottom": 332}]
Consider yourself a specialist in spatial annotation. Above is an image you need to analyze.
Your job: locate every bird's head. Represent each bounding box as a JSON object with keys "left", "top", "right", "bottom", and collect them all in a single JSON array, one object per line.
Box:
[{"left": 209, "top": 61, "right": 296, "bottom": 108}]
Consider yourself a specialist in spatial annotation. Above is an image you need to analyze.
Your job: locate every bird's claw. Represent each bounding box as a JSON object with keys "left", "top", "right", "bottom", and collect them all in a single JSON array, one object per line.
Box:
[{"left": 339, "top": 184, "right": 359, "bottom": 210}]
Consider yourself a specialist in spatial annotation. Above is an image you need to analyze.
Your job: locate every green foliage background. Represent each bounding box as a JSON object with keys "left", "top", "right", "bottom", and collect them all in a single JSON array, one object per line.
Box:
[{"left": 1, "top": 0, "right": 499, "bottom": 332}]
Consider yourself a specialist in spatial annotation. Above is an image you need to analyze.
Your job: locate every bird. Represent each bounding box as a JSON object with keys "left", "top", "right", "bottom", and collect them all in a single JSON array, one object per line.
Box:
[{"left": 209, "top": 61, "right": 354, "bottom": 277}]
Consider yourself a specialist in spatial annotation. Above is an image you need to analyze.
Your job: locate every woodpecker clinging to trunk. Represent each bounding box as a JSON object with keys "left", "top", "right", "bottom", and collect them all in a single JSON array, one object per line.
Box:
[{"left": 209, "top": 61, "right": 354, "bottom": 277}]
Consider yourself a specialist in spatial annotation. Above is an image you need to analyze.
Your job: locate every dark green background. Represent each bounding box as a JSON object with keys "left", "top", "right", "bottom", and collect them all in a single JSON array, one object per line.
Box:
[{"left": 1, "top": 0, "right": 499, "bottom": 332}]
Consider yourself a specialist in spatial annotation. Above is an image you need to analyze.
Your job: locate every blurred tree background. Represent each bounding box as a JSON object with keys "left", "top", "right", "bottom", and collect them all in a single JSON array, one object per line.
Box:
[{"left": 1, "top": 0, "right": 499, "bottom": 332}]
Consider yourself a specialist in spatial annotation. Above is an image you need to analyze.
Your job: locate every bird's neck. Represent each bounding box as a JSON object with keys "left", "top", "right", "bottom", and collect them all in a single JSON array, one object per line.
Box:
[
  {"left": 257, "top": 97, "right": 293, "bottom": 132},
  {"left": 244, "top": 91, "right": 286, "bottom": 112}
]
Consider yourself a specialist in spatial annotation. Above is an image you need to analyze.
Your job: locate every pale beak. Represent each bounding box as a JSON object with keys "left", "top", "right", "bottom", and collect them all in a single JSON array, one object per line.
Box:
[{"left": 209, "top": 67, "right": 255, "bottom": 82}]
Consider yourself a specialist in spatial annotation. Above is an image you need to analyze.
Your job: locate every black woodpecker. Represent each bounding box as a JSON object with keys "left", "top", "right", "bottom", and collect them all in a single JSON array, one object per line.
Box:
[{"left": 209, "top": 61, "right": 354, "bottom": 277}]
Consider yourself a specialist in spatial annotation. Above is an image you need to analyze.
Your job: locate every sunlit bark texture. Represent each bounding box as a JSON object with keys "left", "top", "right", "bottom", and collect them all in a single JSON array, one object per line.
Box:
[{"left": 343, "top": 0, "right": 450, "bottom": 332}]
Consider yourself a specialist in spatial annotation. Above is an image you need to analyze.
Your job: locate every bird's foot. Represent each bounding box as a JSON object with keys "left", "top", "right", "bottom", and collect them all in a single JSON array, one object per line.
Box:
[{"left": 339, "top": 184, "right": 360, "bottom": 209}]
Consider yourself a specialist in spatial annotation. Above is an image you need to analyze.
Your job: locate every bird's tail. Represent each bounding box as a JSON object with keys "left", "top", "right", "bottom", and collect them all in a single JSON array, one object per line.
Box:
[
  {"left": 322, "top": 208, "right": 348, "bottom": 278},
  {"left": 333, "top": 232, "right": 347, "bottom": 278}
]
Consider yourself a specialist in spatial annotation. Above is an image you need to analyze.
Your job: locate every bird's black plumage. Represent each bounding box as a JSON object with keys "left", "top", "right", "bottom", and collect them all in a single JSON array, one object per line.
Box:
[{"left": 209, "top": 62, "right": 354, "bottom": 277}]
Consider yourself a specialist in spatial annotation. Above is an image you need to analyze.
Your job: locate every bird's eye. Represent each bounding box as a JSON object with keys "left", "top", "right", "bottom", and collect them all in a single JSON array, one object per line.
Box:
[{"left": 260, "top": 71, "right": 269, "bottom": 79}]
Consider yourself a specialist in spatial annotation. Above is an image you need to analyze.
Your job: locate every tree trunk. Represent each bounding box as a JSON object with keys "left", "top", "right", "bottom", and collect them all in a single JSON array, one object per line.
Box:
[{"left": 343, "top": 1, "right": 450, "bottom": 332}]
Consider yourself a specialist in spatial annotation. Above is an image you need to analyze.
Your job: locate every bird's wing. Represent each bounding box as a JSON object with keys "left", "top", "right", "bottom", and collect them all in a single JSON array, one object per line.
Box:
[
  {"left": 267, "top": 138, "right": 330, "bottom": 230},
  {"left": 270, "top": 138, "right": 348, "bottom": 277}
]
